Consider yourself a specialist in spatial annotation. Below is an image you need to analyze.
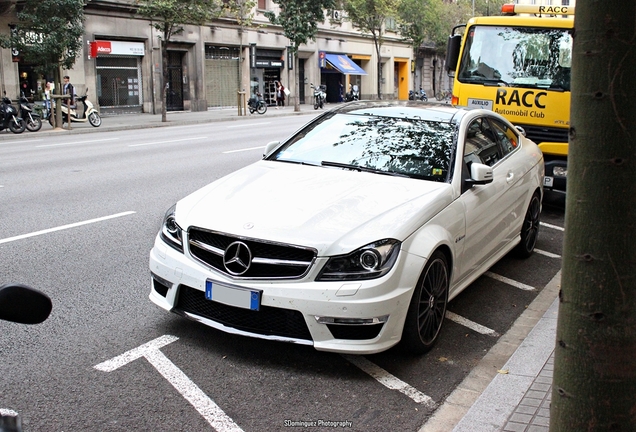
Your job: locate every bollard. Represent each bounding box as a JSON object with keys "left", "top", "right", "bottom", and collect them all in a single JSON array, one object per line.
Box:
[{"left": 237, "top": 91, "right": 247, "bottom": 116}]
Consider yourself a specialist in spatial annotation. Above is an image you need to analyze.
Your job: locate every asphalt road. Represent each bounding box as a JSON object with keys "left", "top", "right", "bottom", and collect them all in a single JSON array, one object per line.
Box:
[{"left": 0, "top": 116, "right": 565, "bottom": 432}]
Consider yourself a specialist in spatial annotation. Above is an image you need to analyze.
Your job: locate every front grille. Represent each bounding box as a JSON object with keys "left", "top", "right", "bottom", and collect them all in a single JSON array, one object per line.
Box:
[
  {"left": 327, "top": 324, "right": 384, "bottom": 340},
  {"left": 517, "top": 124, "right": 568, "bottom": 144},
  {"left": 174, "top": 285, "right": 312, "bottom": 341},
  {"left": 188, "top": 228, "right": 316, "bottom": 279}
]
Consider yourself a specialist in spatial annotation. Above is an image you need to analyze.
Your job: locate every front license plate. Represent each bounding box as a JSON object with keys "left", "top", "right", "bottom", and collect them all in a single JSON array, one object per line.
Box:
[
  {"left": 205, "top": 280, "right": 261, "bottom": 311},
  {"left": 543, "top": 176, "right": 554, "bottom": 188}
]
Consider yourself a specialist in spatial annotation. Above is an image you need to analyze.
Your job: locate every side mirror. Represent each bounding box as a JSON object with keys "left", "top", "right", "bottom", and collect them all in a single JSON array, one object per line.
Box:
[
  {"left": 445, "top": 33, "right": 462, "bottom": 74},
  {"left": 467, "top": 162, "right": 493, "bottom": 186},
  {"left": 263, "top": 141, "right": 281, "bottom": 158},
  {"left": 0, "top": 284, "right": 52, "bottom": 324}
]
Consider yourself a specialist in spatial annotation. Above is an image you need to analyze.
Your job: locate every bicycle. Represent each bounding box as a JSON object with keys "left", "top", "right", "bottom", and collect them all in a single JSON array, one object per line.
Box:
[{"left": 435, "top": 89, "right": 452, "bottom": 102}]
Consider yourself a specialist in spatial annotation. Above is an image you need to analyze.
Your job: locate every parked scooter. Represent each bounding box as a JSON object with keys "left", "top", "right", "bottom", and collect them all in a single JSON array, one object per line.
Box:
[
  {"left": 0, "top": 283, "right": 51, "bottom": 432},
  {"left": 310, "top": 83, "right": 326, "bottom": 110},
  {"left": 0, "top": 95, "right": 26, "bottom": 134},
  {"left": 408, "top": 87, "right": 428, "bottom": 101},
  {"left": 49, "top": 90, "right": 101, "bottom": 128},
  {"left": 247, "top": 92, "right": 267, "bottom": 115},
  {"left": 345, "top": 84, "right": 359, "bottom": 102},
  {"left": 19, "top": 93, "right": 42, "bottom": 132}
]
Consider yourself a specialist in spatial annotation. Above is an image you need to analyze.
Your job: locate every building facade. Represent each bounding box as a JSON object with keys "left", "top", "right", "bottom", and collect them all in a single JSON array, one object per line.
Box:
[{"left": 0, "top": 1, "right": 414, "bottom": 114}]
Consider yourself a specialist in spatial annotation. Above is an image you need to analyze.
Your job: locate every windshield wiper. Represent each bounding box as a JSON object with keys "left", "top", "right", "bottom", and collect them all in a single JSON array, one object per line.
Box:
[
  {"left": 321, "top": 161, "right": 409, "bottom": 177},
  {"left": 481, "top": 78, "right": 511, "bottom": 87}
]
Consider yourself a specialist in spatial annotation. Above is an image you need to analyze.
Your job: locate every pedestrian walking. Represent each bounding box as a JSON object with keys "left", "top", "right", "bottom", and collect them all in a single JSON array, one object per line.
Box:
[{"left": 275, "top": 81, "right": 285, "bottom": 108}]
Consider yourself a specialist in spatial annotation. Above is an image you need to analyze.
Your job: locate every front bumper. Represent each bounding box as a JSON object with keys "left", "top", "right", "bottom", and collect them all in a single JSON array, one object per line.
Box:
[{"left": 149, "top": 235, "right": 425, "bottom": 354}]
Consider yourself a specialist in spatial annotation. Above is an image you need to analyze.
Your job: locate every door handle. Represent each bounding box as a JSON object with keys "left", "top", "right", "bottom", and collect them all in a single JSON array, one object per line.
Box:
[{"left": 506, "top": 171, "right": 515, "bottom": 183}]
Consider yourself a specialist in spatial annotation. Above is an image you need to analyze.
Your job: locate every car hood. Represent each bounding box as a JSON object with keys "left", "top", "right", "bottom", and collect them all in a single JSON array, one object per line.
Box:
[{"left": 177, "top": 161, "right": 453, "bottom": 256}]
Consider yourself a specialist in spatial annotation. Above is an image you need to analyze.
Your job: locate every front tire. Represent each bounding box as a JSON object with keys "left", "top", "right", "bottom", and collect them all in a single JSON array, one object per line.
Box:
[
  {"left": 314, "top": 98, "right": 319, "bottom": 110},
  {"left": 9, "top": 118, "right": 26, "bottom": 134},
  {"left": 401, "top": 251, "right": 449, "bottom": 354},
  {"left": 514, "top": 193, "right": 541, "bottom": 258},
  {"left": 88, "top": 112, "right": 101, "bottom": 127},
  {"left": 26, "top": 115, "right": 42, "bottom": 132},
  {"left": 256, "top": 102, "right": 267, "bottom": 114}
]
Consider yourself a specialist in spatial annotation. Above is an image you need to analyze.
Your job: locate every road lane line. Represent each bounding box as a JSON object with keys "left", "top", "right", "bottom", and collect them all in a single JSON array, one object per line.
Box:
[
  {"left": 36, "top": 138, "right": 120, "bottom": 148},
  {"left": 540, "top": 222, "right": 564, "bottom": 231},
  {"left": 445, "top": 311, "right": 499, "bottom": 337},
  {"left": 129, "top": 136, "right": 208, "bottom": 147},
  {"left": 342, "top": 355, "right": 436, "bottom": 408},
  {"left": 0, "top": 211, "right": 136, "bottom": 245},
  {"left": 95, "top": 335, "right": 243, "bottom": 432},
  {"left": 535, "top": 248, "right": 561, "bottom": 259},
  {"left": 485, "top": 272, "right": 535, "bottom": 291},
  {"left": 222, "top": 146, "right": 265, "bottom": 154},
  {"left": 225, "top": 122, "right": 271, "bottom": 128}
]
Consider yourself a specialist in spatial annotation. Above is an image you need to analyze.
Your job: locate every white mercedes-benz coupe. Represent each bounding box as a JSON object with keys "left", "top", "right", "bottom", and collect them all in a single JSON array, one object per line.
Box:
[{"left": 149, "top": 101, "right": 544, "bottom": 355}]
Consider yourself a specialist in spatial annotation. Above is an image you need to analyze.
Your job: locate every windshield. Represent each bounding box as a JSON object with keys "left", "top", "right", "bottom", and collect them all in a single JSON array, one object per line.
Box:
[
  {"left": 270, "top": 113, "right": 456, "bottom": 182},
  {"left": 458, "top": 26, "right": 572, "bottom": 91}
]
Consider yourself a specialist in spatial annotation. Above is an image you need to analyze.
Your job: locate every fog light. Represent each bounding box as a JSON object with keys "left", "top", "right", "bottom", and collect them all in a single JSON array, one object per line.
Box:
[
  {"left": 553, "top": 166, "right": 567, "bottom": 177},
  {"left": 315, "top": 315, "right": 389, "bottom": 325}
]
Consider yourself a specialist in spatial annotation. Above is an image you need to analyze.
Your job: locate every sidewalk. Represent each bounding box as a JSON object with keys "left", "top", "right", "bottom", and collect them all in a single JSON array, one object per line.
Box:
[
  {"left": 422, "top": 271, "right": 560, "bottom": 432},
  {"left": 0, "top": 102, "right": 326, "bottom": 141}
]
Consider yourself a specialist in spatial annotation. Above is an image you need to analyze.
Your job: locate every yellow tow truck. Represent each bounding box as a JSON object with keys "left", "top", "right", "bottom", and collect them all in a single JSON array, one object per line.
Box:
[{"left": 445, "top": 4, "right": 574, "bottom": 193}]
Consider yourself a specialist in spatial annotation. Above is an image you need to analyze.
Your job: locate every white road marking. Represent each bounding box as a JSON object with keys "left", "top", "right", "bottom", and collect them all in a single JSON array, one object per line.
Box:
[
  {"left": 222, "top": 146, "right": 265, "bottom": 154},
  {"left": 540, "top": 222, "right": 564, "bottom": 231},
  {"left": 342, "top": 355, "right": 436, "bottom": 408},
  {"left": 36, "top": 138, "right": 119, "bottom": 148},
  {"left": 445, "top": 311, "right": 499, "bottom": 337},
  {"left": 95, "top": 335, "right": 243, "bottom": 432},
  {"left": 535, "top": 248, "right": 561, "bottom": 259},
  {"left": 3, "top": 139, "right": 45, "bottom": 144},
  {"left": 0, "top": 408, "right": 18, "bottom": 416},
  {"left": 485, "top": 272, "right": 535, "bottom": 291},
  {"left": 0, "top": 211, "right": 136, "bottom": 245},
  {"left": 128, "top": 136, "right": 208, "bottom": 147},
  {"left": 225, "top": 122, "right": 271, "bottom": 128}
]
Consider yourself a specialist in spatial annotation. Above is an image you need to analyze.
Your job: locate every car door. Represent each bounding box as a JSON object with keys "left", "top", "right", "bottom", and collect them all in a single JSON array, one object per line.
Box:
[{"left": 455, "top": 116, "right": 513, "bottom": 282}]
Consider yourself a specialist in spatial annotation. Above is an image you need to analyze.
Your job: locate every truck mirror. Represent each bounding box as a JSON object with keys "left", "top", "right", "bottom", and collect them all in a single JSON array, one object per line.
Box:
[{"left": 445, "top": 34, "right": 462, "bottom": 74}]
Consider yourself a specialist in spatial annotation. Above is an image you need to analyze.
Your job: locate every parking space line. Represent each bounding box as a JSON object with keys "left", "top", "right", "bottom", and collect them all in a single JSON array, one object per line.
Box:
[
  {"left": 95, "top": 335, "right": 243, "bottom": 432},
  {"left": 445, "top": 311, "right": 499, "bottom": 337},
  {"left": 0, "top": 211, "right": 136, "bottom": 245},
  {"left": 342, "top": 355, "right": 436, "bottom": 408},
  {"left": 540, "top": 222, "right": 564, "bottom": 231},
  {"left": 485, "top": 272, "right": 535, "bottom": 291},
  {"left": 535, "top": 249, "right": 561, "bottom": 259}
]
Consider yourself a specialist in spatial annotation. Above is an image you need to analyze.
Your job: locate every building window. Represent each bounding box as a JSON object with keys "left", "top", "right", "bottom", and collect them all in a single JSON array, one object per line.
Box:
[
  {"left": 385, "top": 17, "right": 397, "bottom": 32},
  {"left": 257, "top": 0, "right": 266, "bottom": 9}
]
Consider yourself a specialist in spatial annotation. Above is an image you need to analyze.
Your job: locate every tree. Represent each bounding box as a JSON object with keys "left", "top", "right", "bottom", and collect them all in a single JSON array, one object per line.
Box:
[
  {"left": 223, "top": 0, "right": 256, "bottom": 100},
  {"left": 0, "top": 0, "right": 85, "bottom": 128},
  {"left": 136, "top": 0, "right": 223, "bottom": 122},
  {"left": 551, "top": 1, "right": 636, "bottom": 430},
  {"left": 343, "top": 0, "right": 399, "bottom": 99},
  {"left": 265, "top": 0, "right": 336, "bottom": 112}
]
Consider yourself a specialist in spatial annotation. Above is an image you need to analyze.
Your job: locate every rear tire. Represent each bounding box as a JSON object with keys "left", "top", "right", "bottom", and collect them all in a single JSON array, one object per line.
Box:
[
  {"left": 88, "top": 112, "right": 101, "bottom": 127},
  {"left": 514, "top": 193, "right": 541, "bottom": 258},
  {"left": 401, "top": 251, "right": 449, "bottom": 354}
]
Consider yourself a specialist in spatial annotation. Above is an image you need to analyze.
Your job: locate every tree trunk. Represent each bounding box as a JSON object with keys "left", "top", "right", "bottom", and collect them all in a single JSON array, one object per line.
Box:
[
  {"left": 550, "top": 1, "right": 636, "bottom": 430},
  {"left": 293, "top": 50, "right": 300, "bottom": 112},
  {"left": 373, "top": 33, "right": 382, "bottom": 100},
  {"left": 161, "top": 41, "right": 168, "bottom": 123},
  {"left": 53, "top": 66, "right": 62, "bottom": 129}
]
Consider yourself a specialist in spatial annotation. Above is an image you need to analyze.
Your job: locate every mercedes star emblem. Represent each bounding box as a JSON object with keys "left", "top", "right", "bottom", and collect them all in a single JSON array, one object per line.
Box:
[{"left": 223, "top": 241, "right": 252, "bottom": 275}]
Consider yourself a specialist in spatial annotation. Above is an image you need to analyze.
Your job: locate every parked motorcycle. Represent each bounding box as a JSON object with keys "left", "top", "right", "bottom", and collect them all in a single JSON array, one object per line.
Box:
[
  {"left": 409, "top": 87, "right": 428, "bottom": 101},
  {"left": 310, "top": 83, "right": 326, "bottom": 110},
  {"left": 247, "top": 92, "right": 267, "bottom": 115},
  {"left": 0, "top": 283, "right": 52, "bottom": 432},
  {"left": 345, "top": 84, "right": 359, "bottom": 102},
  {"left": 0, "top": 95, "right": 26, "bottom": 134},
  {"left": 49, "top": 90, "right": 101, "bottom": 128},
  {"left": 19, "top": 93, "right": 42, "bottom": 132}
]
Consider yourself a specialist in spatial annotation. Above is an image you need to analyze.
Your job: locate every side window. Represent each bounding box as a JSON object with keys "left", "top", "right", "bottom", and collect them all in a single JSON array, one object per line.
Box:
[
  {"left": 490, "top": 119, "right": 519, "bottom": 156},
  {"left": 464, "top": 118, "right": 501, "bottom": 167}
]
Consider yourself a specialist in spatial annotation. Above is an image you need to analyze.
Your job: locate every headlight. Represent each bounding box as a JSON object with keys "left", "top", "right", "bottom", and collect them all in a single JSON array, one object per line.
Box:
[
  {"left": 553, "top": 166, "right": 567, "bottom": 177},
  {"left": 317, "top": 239, "right": 401, "bottom": 281},
  {"left": 160, "top": 205, "right": 183, "bottom": 252}
]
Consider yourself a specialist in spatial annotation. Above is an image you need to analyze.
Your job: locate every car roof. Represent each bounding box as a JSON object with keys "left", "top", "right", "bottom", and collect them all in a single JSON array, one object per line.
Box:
[{"left": 331, "top": 100, "right": 472, "bottom": 124}]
